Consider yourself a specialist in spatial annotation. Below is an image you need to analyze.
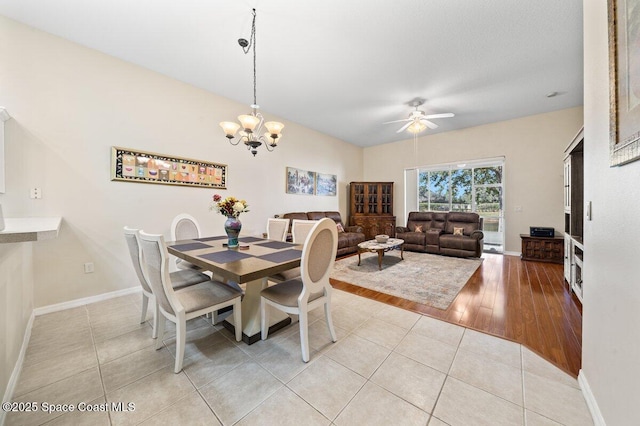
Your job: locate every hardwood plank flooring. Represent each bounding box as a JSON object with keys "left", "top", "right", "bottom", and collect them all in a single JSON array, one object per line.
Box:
[{"left": 330, "top": 253, "right": 582, "bottom": 377}]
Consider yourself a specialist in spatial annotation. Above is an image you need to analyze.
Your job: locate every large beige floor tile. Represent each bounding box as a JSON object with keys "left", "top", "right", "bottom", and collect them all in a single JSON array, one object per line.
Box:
[
  {"left": 90, "top": 312, "right": 151, "bottom": 343},
  {"left": 157, "top": 316, "right": 213, "bottom": 339},
  {"left": 100, "top": 346, "right": 174, "bottom": 392},
  {"left": 199, "top": 361, "right": 282, "bottom": 425},
  {"left": 285, "top": 318, "right": 344, "bottom": 354},
  {"left": 523, "top": 371, "right": 593, "bottom": 426},
  {"left": 371, "top": 352, "right": 446, "bottom": 413},
  {"left": 24, "top": 326, "right": 94, "bottom": 367},
  {"left": 138, "top": 391, "right": 221, "bottom": 426},
  {"left": 14, "top": 343, "right": 98, "bottom": 397},
  {"left": 428, "top": 416, "right": 449, "bottom": 426},
  {"left": 106, "top": 366, "right": 195, "bottom": 425},
  {"left": 449, "top": 348, "right": 523, "bottom": 406},
  {"left": 182, "top": 336, "right": 251, "bottom": 389},
  {"left": 522, "top": 347, "right": 579, "bottom": 389},
  {"left": 95, "top": 326, "right": 156, "bottom": 364},
  {"left": 288, "top": 356, "right": 366, "bottom": 420},
  {"left": 324, "top": 333, "right": 391, "bottom": 378},
  {"left": 335, "top": 381, "right": 430, "bottom": 426},
  {"left": 330, "top": 305, "right": 372, "bottom": 332},
  {"left": 374, "top": 305, "right": 421, "bottom": 330},
  {"left": 354, "top": 317, "right": 409, "bottom": 349},
  {"left": 30, "top": 307, "right": 89, "bottom": 334},
  {"left": 163, "top": 326, "right": 230, "bottom": 360},
  {"left": 256, "top": 335, "right": 317, "bottom": 382},
  {"left": 411, "top": 315, "right": 465, "bottom": 347},
  {"left": 525, "top": 409, "right": 563, "bottom": 425},
  {"left": 237, "top": 387, "right": 330, "bottom": 426},
  {"left": 394, "top": 330, "right": 457, "bottom": 373},
  {"left": 6, "top": 368, "right": 104, "bottom": 426},
  {"left": 458, "top": 328, "right": 521, "bottom": 369},
  {"left": 433, "top": 377, "right": 524, "bottom": 426}
]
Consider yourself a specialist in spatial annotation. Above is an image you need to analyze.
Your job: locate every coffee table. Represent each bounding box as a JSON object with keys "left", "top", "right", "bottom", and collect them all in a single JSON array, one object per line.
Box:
[{"left": 357, "top": 238, "right": 404, "bottom": 270}]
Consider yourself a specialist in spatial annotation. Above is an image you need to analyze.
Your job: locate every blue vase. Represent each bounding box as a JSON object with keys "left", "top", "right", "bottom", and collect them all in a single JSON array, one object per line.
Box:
[{"left": 224, "top": 216, "right": 242, "bottom": 248}]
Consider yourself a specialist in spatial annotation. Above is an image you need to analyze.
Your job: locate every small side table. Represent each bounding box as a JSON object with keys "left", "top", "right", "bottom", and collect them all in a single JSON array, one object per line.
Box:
[{"left": 357, "top": 238, "right": 404, "bottom": 270}]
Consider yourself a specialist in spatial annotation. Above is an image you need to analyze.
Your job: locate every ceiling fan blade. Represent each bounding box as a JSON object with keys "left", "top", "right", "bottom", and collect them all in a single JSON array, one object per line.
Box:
[
  {"left": 383, "top": 118, "right": 411, "bottom": 124},
  {"left": 423, "top": 113, "right": 454, "bottom": 119},
  {"left": 421, "top": 119, "right": 439, "bottom": 129},
  {"left": 396, "top": 121, "right": 413, "bottom": 133}
]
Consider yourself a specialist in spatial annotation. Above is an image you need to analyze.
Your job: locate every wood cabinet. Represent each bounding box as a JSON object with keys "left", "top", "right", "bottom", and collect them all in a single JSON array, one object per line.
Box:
[
  {"left": 520, "top": 234, "right": 564, "bottom": 264},
  {"left": 564, "top": 128, "right": 585, "bottom": 302},
  {"left": 349, "top": 182, "right": 395, "bottom": 240}
]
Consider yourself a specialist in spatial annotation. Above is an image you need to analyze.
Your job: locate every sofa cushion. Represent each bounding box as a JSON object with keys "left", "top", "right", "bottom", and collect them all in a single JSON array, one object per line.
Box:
[
  {"left": 445, "top": 212, "right": 481, "bottom": 235},
  {"left": 439, "top": 234, "right": 479, "bottom": 251},
  {"left": 396, "top": 231, "right": 426, "bottom": 245},
  {"left": 453, "top": 227, "right": 464, "bottom": 236}
]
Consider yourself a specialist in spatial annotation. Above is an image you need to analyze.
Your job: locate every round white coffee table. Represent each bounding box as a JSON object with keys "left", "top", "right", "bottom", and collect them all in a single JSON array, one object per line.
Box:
[{"left": 357, "top": 238, "right": 404, "bottom": 270}]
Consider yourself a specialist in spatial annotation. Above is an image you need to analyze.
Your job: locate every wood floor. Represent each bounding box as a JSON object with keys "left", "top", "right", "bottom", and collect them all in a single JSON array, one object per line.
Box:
[{"left": 330, "top": 253, "right": 583, "bottom": 377}]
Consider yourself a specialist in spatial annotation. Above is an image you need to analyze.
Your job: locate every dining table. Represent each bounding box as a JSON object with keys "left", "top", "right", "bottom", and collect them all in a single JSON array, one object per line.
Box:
[{"left": 167, "top": 235, "right": 302, "bottom": 344}]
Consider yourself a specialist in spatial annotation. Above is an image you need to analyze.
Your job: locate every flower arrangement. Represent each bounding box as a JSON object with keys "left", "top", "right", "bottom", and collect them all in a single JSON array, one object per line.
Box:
[{"left": 210, "top": 194, "right": 249, "bottom": 218}]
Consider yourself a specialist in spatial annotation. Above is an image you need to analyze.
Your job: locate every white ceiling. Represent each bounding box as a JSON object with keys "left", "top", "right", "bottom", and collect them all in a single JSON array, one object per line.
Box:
[{"left": 0, "top": 0, "right": 584, "bottom": 147}]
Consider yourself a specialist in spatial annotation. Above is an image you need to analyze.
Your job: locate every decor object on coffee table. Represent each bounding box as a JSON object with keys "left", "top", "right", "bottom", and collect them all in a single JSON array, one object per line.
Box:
[
  {"left": 331, "top": 251, "right": 482, "bottom": 310},
  {"left": 357, "top": 238, "right": 404, "bottom": 270}
]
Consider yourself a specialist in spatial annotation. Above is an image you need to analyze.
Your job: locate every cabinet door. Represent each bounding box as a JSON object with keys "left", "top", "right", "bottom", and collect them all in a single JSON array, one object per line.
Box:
[
  {"left": 351, "top": 183, "right": 365, "bottom": 214},
  {"left": 564, "top": 159, "right": 571, "bottom": 213},
  {"left": 564, "top": 234, "right": 572, "bottom": 284}
]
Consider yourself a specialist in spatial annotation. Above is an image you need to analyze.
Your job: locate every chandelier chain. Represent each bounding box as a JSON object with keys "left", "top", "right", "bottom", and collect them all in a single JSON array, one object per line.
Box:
[{"left": 241, "top": 9, "right": 258, "bottom": 107}]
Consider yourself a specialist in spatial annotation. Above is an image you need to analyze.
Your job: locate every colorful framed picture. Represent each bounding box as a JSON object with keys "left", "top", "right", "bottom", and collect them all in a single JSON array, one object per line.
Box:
[
  {"left": 111, "top": 147, "right": 227, "bottom": 189},
  {"left": 608, "top": 0, "right": 640, "bottom": 166},
  {"left": 286, "top": 167, "right": 315, "bottom": 195},
  {"left": 316, "top": 173, "right": 337, "bottom": 196}
]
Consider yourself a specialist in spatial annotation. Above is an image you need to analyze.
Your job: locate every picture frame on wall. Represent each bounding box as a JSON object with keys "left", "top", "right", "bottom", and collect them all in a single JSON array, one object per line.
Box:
[
  {"left": 315, "top": 173, "right": 337, "bottom": 196},
  {"left": 608, "top": 0, "right": 640, "bottom": 166},
  {"left": 286, "top": 167, "right": 315, "bottom": 195},
  {"left": 111, "top": 147, "right": 227, "bottom": 189}
]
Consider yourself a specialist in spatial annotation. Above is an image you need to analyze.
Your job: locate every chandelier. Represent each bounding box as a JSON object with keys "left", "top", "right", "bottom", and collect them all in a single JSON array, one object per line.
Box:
[{"left": 219, "top": 8, "right": 284, "bottom": 156}]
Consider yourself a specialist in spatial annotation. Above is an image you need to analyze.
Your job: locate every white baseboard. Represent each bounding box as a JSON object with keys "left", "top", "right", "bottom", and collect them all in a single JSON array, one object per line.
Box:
[
  {"left": 503, "top": 251, "right": 521, "bottom": 257},
  {"left": 1, "top": 311, "right": 35, "bottom": 426},
  {"left": 33, "top": 287, "right": 141, "bottom": 316},
  {"left": 578, "top": 369, "right": 606, "bottom": 426}
]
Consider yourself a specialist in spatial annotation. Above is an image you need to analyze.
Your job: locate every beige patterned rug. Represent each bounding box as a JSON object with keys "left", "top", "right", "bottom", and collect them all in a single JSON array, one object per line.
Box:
[{"left": 330, "top": 251, "right": 483, "bottom": 310}]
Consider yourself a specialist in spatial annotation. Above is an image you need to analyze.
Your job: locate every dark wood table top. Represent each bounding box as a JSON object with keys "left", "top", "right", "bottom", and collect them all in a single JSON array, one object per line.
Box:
[{"left": 167, "top": 236, "right": 302, "bottom": 284}]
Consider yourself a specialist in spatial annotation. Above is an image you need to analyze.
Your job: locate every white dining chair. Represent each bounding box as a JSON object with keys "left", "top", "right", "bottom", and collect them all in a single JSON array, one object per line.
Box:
[
  {"left": 170, "top": 213, "right": 203, "bottom": 271},
  {"left": 260, "top": 217, "right": 338, "bottom": 362},
  {"left": 266, "top": 217, "right": 290, "bottom": 242},
  {"left": 138, "top": 230, "right": 243, "bottom": 373},
  {"left": 267, "top": 219, "right": 317, "bottom": 283},
  {"left": 123, "top": 226, "right": 211, "bottom": 338}
]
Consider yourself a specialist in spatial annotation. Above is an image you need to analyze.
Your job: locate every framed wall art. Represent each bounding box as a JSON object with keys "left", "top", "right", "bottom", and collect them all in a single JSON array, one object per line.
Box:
[
  {"left": 315, "top": 173, "right": 337, "bottom": 196},
  {"left": 111, "top": 147, "right": 227, "bottom": 189},
  {"left": 608, "top": 0, "right": 640, "bottom": 166},
  {"left": 286, "top": 167, "right": 315, "bottom": 195}
]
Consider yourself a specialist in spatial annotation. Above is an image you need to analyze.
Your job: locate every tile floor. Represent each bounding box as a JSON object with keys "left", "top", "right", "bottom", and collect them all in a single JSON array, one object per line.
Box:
[{"left": 5, "top": 290, "right": 594, "bottom": 425}]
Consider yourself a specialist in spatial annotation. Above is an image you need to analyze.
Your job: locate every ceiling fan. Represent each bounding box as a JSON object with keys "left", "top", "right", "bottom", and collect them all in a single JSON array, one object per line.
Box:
[{"left": 383, "top": 98, "right": 454, "bottom": 134}]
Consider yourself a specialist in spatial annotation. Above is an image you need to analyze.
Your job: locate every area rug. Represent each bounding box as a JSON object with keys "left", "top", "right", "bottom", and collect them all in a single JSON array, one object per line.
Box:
[{"left": 330, "top": 251, "right": 483, "bottom": 310}]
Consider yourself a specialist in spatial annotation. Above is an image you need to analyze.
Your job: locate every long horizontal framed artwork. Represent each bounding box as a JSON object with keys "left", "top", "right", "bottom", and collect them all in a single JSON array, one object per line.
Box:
[{"left": 111, "top": 147, "right": 227, "bottom": 189}]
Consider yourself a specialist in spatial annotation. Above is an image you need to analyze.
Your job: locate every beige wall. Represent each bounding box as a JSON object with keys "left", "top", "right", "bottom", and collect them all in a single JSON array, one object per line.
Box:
[
  {"left": 583, "top": 1, "right": 640, "bottom": 424},
  {"left": 363, "top": 107, "right": 583, "bottom": 253},
  {"left": 0, "top": 16, "right": 363, "bottom": 309}
]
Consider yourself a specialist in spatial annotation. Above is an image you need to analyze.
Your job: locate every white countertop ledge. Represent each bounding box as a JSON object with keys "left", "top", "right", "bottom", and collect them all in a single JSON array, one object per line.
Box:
[{"left": 0, "top": 217, "right": 62, "bottom": 243}]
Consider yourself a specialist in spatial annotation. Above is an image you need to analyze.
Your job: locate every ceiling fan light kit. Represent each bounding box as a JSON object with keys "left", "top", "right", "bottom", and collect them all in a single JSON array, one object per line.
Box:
[
  {"left": 219, "top": 8, "right": 284, "bottom": 156},
  {"left": 384, "top": 98, "right": 454, "bottom": 136}
]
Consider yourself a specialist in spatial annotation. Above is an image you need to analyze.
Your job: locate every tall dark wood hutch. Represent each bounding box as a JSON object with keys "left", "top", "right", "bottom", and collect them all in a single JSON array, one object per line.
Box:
[{"left": 349, "top": 182, "right": 395, "bottom": 239}]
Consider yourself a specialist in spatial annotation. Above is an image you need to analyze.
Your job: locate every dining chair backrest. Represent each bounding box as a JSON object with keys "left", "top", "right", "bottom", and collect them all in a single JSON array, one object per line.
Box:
[
  {"left": 299, "top": 218, "right": 338, "bottom": 299},
  {"left": 267, "top": 218, "right": 290, "bottom": 242},
  {"left": 170, "top": 213, "right": 201, "bottom": 241},
  {"left": 291, "top": 219, "right": 318, "bottom": 244},
  {"left": 123, "top": 227, "right": 152, "bottom": 294},
  {"left": 138, "top": 231, "right": 178, "bottom": 316}
]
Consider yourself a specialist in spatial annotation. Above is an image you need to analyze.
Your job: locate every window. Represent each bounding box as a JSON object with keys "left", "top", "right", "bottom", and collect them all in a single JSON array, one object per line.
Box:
[{"left": 412, "top": 158, "right": 505, "bottom": 253}]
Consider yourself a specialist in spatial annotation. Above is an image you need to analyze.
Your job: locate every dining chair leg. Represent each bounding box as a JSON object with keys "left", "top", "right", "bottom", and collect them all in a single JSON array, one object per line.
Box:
[
  {"left": 260, "top": 298, "right": 269, "bottom": 340},
  {"left": 299, "top": 310, "right": 310, "bottom": 362},
  {"left": 233, "top": 301, "right": 242, "bottom": 342},
  {"left": 151, "top": 301, "right": 159, "bottom": 339},
  {"left": 324, "top": 301, "right": 337, "bottom": 342},
  {"left": 155, "top": 316, "right": 166, "bottom": 350},
  {"left": 175, "top": 314, "right": 187, "bottom": 373},
  {"left": 140, "top": 293, "right": 149, "bottom": 324}
]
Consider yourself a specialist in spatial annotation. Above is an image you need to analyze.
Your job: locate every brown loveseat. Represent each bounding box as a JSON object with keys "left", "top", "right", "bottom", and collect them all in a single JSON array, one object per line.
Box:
[
  {"left": 282, "top": 211, "right": 365, "bottom": 257},
  {"left": 395, "top": 211, "right": 484, "bottom": 258}
]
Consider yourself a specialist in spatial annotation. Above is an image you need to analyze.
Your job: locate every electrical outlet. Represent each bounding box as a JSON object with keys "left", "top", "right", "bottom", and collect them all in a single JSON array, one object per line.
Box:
[
  {"left": 84, "top": 262, "right": 94, "bottom": 273},
  {"left": 30, "top": 188, "right": 42, "bottom": 199}
]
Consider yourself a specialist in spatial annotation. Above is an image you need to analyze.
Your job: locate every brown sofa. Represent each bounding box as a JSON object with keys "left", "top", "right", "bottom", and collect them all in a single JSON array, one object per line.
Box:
[
  {"left": 395, "top": 211, "right": 484, "bottom": 258},
  {"left": 282, "top": 211, "right": 365, "bottom": 257}
]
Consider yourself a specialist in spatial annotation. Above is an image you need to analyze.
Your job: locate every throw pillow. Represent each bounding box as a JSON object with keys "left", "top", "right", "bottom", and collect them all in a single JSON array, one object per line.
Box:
[
  {"left": 336, "top": 223, "right": 345, "bottom": 233},
  {"left": 453, "top": 227, "right": 464, "bottom": 236},
  {"left": 413, "top": 225, "right": 423, "bottom": 232}
]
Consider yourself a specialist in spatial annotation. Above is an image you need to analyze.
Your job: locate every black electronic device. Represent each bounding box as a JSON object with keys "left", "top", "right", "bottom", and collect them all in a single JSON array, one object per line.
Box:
[{"left": 530, "top": 227, "right": 555, "bottom": 237}]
